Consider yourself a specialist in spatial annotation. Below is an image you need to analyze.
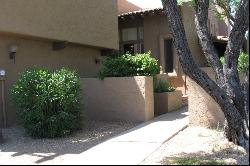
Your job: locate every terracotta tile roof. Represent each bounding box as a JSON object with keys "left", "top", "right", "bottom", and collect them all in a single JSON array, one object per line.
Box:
[{"left": 118, "top": 8, "right": 164, "bottom": 17}]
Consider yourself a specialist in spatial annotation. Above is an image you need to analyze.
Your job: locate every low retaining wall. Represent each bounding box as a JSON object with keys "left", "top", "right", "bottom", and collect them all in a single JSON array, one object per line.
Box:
[
  {"left": 188, "top": 67, "right": 246, "bottom": 128},
  {"left": 81, "top": 76, "right": 154, "bottom": 122},
  {"left": 187, "top": 67, "right": 225, "bottom": 127}
]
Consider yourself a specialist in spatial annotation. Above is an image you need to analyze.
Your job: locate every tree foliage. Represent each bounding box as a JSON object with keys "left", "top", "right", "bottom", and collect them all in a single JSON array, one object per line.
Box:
[{"left": 220, "top": 51, "right": 249, "bottom": 74}]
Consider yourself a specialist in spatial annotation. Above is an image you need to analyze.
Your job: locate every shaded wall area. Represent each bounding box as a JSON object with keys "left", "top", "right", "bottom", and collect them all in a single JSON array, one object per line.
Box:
[
  {"left": 0, "top": 34, "right": 102, "bottom": 127},
  {"left": 0, "top": 0, "right": 119, "bottom": 49},
  {"left": 181, "top": 3, "right": 207, "bottom": 67},
  {"left": 143, "top": 14, "right": 170, "bottom": 68}
]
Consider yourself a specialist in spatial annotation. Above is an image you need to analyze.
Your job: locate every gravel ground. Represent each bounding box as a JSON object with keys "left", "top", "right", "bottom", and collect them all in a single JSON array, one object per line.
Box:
[
  {"left": 140, "top": 126, "right": 249, "bottom": 165},
  {"left": 0, "top": 120, "right": 139, "bottom": 164}
]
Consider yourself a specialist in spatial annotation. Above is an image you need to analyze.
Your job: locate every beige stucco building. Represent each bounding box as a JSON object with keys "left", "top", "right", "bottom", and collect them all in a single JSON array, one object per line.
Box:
[
  {"left": 118, "top": 1, "right": 229, "bottom": 96},
  {"left": 0, "top": 0, "right": 119, "bottom": 127}
]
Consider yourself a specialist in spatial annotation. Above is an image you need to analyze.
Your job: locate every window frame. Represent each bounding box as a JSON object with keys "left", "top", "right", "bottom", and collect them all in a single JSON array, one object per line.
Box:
[{"left": 120, "top": 26, "right": 144, "bottom": 54}]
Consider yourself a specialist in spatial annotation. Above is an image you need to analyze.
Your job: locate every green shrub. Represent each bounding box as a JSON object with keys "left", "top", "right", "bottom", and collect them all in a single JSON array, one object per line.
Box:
[
  {"left": 220, "top": 51, "right": 249, "bottom": 73},
  {"left": 98, "top": 52, "right": 160, "bottom": 79},
  {"left": 11, "top": 68, "right": 82, "bottom": 138},
  {"left": 154, "top": 78, "right": 175, "bottom": 93},
  {"left": 238, "top": 51, "right": 249, "bottom": 73}
]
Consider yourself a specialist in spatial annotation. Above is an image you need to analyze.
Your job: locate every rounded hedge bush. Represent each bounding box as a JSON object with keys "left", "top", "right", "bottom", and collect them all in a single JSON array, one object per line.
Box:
[
  {"left": 98, "top": 52, "right": 160, "bottom": 79},
  {"left": 11, "top": 68, "right": 82, "bottom": 138}
]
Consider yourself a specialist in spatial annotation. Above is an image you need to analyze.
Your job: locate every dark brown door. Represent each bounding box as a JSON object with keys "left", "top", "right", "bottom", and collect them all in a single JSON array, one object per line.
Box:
[{"left": 164, "top": 39, "right": 174, "bottom": 73}]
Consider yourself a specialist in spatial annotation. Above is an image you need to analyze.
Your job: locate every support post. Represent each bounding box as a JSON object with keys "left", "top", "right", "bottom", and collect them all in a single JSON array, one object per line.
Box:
[{"left": 0, "top": 77, "right": 6, "bottom": 128}]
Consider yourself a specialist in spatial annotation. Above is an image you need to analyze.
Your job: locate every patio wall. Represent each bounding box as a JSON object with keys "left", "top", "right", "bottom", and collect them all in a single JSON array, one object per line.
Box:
[
  {"left": 187, "top": 67, "right": 224, "bottom": 128},
  {"left": 187, "top": 67, "right": 245, "bottom": 128},
  {"left": 81, "top": 76, "right": 154, "bottom": 122}
]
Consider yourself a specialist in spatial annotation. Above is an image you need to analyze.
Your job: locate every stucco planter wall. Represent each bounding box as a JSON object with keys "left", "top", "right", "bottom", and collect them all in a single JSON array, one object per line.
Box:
[
  {"left": 81, "top": 76, "right": 154, "bottom": 122},
  {"left": 154, "top": 90, "right": 183, "bottom": 115},
  {"left": 187, "top": 67, "right": 224, "bottom": 127},
  {"left": 187, "top": 67, "right": 245, "bottom": 128}
]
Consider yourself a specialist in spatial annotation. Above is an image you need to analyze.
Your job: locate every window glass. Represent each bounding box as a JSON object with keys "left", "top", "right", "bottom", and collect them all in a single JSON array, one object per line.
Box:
[
  {"left": 139, "top": 27, "right": 144, "bottom": 40},
  {"left": 122, "top": 28, "right": 137, "bottom": 41},
  {"left": 140, "top": 43, "right": 144, "bottom": 53}
]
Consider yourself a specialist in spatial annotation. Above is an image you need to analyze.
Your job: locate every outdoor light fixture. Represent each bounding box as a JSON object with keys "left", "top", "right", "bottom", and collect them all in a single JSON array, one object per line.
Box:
[
  {"left": 9, "top": 44, "right": 18, "bottom": 63},
  {"left": 0, "top": 69, "right": 6, "bottom": 77}
]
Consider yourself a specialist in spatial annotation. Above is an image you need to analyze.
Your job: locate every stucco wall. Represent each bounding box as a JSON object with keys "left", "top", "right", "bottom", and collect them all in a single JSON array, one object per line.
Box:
[
  {"left": 187, "top": 67, "right": 225, "bottom": 128},
  {"left": 181, "top": 3, "right": 207, "bottom": 67},
  {"left": 144, "top": 14, "right": 186, "bottom": 94},
  {"left": 208, "top": 4, "right": 229, "bottom": 37},
  {"left": 118, "top": 3, "right": 212, "bottom": 97},
  {"left": 81, "top": 76, "right": 154, "bottom": 122},
  {"left": 0, "top": 34, "right": 102, "bottom": 127},
  {"left": 143, "top": 4, "right": 208, "bottom": 68},
  {"left": 0, "top": 0, "right": 119, "bottom": 49},
  {"left": 144, "top": 14, "right": 170, "bottom": 66},
  {"left": 188, "top": 67, "right": 246, "bottom": 128}
]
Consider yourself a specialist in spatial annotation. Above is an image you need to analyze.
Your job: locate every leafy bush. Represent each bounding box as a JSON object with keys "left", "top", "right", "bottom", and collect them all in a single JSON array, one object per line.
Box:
[
  {"left": 220, "top": 51, "right": 249, "bottom": 73},
  {"left": 154, "top": 78, "right": 175, "bottom": 93},
  {"left": 238, "top": 51, "right": 249, "bottom": 73},
  {"left": 11, "top": 68, "right": 82, "bottom": 138},
  {"left": 98, "top": 52, "right": 160, "bottom": 79}
]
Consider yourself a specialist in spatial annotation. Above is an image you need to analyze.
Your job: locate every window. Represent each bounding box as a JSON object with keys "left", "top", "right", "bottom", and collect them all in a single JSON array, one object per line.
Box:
[
  {"left": 139, "top": 43, "right": 144, "bottom": 53},
  {"left": 139, "top": 27, "right": 144, "bottom": 40},
  {"left": 122, "top": 28, "right": 137, "bottom": 41},
  {"left": 120, "top": 27, "right": 144, "bottom": 54},
  {"left": 124, "top": 43, "right": 136, "bottom": 54},
  {"left": 164, "top": 39, "right": 174, "bottom": 73}
]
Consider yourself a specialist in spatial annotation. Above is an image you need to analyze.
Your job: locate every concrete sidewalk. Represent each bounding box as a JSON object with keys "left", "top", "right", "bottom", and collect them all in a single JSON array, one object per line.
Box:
[{"left": 59, "top": 106, "right": 189, "bottom": 165}]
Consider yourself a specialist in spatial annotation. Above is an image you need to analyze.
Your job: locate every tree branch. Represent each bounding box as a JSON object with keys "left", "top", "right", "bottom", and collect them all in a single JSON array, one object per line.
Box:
[
  {"left": 161, "top": 0, "right": 243, "bottom": 130},
  {"left": 194, "top": 0, "right": 225, "bottom": 88},
  {"left": 224, "top": 0, "right": 249, "bottom": 118}
]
